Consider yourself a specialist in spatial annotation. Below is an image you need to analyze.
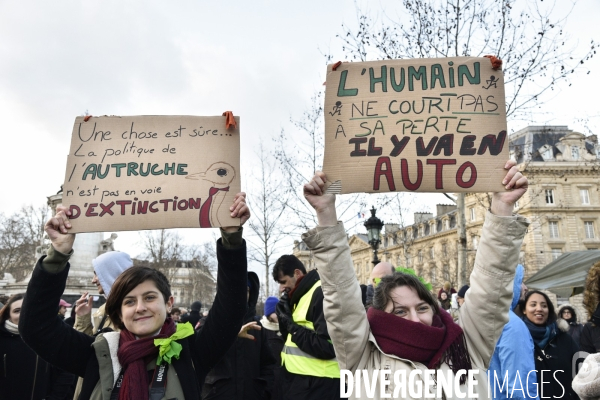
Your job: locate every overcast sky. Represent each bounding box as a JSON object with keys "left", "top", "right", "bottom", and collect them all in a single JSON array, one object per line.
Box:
[{"left": 1, "top": 0, "right": 598, "bottom": 278}]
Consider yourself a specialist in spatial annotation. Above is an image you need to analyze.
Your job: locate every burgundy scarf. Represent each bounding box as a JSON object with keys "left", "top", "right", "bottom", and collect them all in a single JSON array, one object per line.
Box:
[
  {"left": 116, "top": 318, "right": 176, "bottom": 400},
  {"left": 367, "top": 308, "right": 472, "bottom": 383}
]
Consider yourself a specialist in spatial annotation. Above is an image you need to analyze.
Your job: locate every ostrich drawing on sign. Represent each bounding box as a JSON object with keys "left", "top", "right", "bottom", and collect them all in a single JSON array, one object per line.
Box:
[{"left": 186, "top": 162, "right": 236, "bottom": 228}]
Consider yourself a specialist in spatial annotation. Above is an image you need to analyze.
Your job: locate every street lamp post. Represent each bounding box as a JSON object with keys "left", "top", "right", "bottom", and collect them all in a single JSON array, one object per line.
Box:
[{"left": 364, "top": 207, "right": 384, "bottom": 265}]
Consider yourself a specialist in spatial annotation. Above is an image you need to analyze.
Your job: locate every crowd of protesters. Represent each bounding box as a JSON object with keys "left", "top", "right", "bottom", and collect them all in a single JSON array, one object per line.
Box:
[{"left": 4, "top": 161, "right": 600, "bottom": 399}]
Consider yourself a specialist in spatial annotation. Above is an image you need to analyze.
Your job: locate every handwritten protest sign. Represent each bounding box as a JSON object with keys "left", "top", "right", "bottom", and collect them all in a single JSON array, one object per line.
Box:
[
  {"left": 323, "top": 57, "right": 507, "bottom": 194},
  {"left": 62, "top": 115, "right": 240, "bottom": 233}
]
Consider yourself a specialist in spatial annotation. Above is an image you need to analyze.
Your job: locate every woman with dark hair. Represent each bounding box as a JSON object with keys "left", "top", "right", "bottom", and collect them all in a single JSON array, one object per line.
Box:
[
  {"left": 438, "top": 290, "right": 451, "bottom": 311},
  {"left": 520, "top": 290, "right": 580, "bottom": 399},
  {"left": 300, "top": 161, "right": 529, "bottom": 399},
  {"left": 19, "top": 193, "right": 250, "bottom": 400},
  {"left": 558, "top": 304, "right": 584, "bottom": 346},
  {"left": 0, "top": 293, "right": 55, "bottom": 400}
]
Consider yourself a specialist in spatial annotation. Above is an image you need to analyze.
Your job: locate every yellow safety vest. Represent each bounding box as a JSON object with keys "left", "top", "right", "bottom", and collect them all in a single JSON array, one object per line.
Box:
[{"left": 281, "top": 280, "right": 340, "bottom": 378}]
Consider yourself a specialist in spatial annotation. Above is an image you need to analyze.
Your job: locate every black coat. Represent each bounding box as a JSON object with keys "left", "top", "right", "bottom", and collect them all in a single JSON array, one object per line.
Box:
[
  {"left": 202, "top": 271, "right": 276, "bottom": 400},
  {"left": 20, "top": 238, "right": 248, "bottom": 400},
  {"left": 580, "top": 322, "right": 600, "bottom": 354},
  {"left": 263, "top": 323, "right": 285, "bottom": 400},
  {"left": 0, "top": 324, "right": 54, "bottom": 400},
  {"left": 181, "top": 310, "right": 202, "bottom": 328},
  {"left": 533, "top": 329, "right": 580, "bottom": 400}
]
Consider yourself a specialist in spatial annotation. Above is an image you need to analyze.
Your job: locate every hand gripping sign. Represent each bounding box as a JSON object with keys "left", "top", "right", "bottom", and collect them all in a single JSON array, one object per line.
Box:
[
  {"left": 323, "top": 56, "right": 508, "bottom": 194},
  {"left": 62, "top": 114, "right": 241, "bottom": 233}
]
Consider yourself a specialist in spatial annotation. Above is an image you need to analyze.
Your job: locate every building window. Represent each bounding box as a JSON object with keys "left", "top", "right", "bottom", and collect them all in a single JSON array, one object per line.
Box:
[
  {"left": 551, "top": 248, "right": 562, "bottom": 260},
  {"left": 585, "top": 221, "right": 596, "bottom": 239},
  {"left": 541, "top": 146, "right": 553, "bottom": 160},
  {"left": 430, "top": 266, "right": 437, "bottom": 285},
  {"left": 418, "top": 250, "right": 423, "bottom": 263},
  {"left": 469, "top": 207, "right": 476, "bottom": 221},
  {"left": 545, "top": 189, "right": 555, "bottom": 205},
  {"left": 442, "top": 243, "right": 447, "bottom": 258},
  {"left": 429, "top": 247, "right": 435, "bottom": 260},
  {"left": 549, "top": 221, "right": 559, "bottom": 238},
  {"left": 572, "top": 146, "right": 580, "bottom": 160},
  {"left": 444, "top": 219, "right": 449, "bottom": 230},
  {"left": 581, "top": 189, "right": 590, "bottom": 205}
]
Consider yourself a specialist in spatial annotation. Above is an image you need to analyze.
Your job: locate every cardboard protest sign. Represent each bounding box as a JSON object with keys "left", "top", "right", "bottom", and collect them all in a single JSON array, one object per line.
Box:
[
  {"left": 323, "top": 57, "right": 507, "bottom": 194},
  {"left": 62, "top": 115, "right": 240, "bottom": 233}
]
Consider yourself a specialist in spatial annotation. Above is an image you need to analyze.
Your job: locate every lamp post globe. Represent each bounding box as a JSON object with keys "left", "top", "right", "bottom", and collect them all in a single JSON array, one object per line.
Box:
[{"left": 364, "top": 207, "right": 384, "bottom": 265}]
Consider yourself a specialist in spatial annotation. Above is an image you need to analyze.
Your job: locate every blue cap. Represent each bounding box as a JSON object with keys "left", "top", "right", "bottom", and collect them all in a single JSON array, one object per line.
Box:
[{"left": 264, "top": 296, "right": 278, "bottom": 317}]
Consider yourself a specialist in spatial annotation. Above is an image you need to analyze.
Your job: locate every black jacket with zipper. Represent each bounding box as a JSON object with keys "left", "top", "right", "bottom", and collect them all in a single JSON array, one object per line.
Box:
[
  {"left": 533, "top": 329, "right": 580, "bottom": 400},
  {"left": 0, "top": 322, "right": 54, "bottom": 400},
  {"left": 202, "top": 271, "right": 276, "bottom": 399}
]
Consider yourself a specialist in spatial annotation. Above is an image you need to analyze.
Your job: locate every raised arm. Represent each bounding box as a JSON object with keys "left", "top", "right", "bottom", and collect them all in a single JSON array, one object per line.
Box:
[
  {"left": 460, "top": 160, "right": 530, "bottom": 368},
  {"left": 193, "top": 193, "right": 250, "bottom": 377},
  {"left": 300, "top": 172, "right": 370, "bottom": 371},
  {"left": 19, "top": 206, "right": 95, "bottom": 376}
]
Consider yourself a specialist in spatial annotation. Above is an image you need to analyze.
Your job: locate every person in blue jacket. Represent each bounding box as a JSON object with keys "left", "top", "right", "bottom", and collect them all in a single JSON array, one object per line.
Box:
[{"left": 488, "top": 265, "right": 539, "bottom": 400}]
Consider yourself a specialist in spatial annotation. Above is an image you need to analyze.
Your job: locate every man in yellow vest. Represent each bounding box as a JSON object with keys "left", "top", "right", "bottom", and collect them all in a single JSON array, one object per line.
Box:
[{"left": 273, "top": 254, "right": 340, "bottom": 399}]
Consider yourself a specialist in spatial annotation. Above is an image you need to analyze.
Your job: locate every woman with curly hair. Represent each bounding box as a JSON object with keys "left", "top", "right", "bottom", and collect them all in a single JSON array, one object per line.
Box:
[{"left": 581, "top": 261, "right": 600, "bottom": 354}]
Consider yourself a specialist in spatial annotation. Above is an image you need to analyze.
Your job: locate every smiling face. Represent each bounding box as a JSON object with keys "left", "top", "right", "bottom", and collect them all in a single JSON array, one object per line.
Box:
[
  {"left": 384, "top": 286, "right": 434, "bottom": 326},
  {"left": 120, "top": 280, "right": 174, "bottom": 339},
  {"left": 524, "top": 293, "right": 550, "bottom": 325},
  {"left": 440, "top": 292, "right": 448, "bottom": 300},
  {"left": 92, "top": 271, "right": 104, "bottom": 295}
]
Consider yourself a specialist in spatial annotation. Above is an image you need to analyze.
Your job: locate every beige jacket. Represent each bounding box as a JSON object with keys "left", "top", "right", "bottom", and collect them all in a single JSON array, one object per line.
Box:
[
  {"left": 74, "top": 304, "right": 117, "bottom": 336},
  {"left": 73, "top": 303, "right": 118, "bottom": 400},
  {"left": 302, "top": 212, "right": 528, "bottom": 400}
]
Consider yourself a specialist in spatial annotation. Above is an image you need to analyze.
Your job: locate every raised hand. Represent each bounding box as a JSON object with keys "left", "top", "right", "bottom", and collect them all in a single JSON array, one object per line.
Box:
[
  {"left": 44, "top": 205, "right": 76, "bottom": 254},
  {"left": 224, "top": 192, "right": 250, "bottom": 232},
  {"left": 238, "top": 321, "right": 261, "bottom": 340},
  {"left": 75, "top": 292, "right": 93, "bottom": 317},
  {"left": 491, "top": 160, "right": 528, "bottom": 216},
  {"left": 303, "top": 171, "right": 337, "bottom": 226}
]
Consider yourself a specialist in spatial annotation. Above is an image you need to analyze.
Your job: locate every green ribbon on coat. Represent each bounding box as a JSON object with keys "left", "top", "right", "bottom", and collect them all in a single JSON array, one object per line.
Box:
[{"left": 154, "top": 322, "right": 195, "bottom": 365}]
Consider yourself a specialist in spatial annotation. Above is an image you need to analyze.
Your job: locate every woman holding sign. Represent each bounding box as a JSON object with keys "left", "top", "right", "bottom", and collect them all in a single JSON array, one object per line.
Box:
[
  {"left": 300, "top": 160, "right": 529, "bottom": 399},
  {"left": 19, "top": 193, "right": 250, "bottom": 400}
]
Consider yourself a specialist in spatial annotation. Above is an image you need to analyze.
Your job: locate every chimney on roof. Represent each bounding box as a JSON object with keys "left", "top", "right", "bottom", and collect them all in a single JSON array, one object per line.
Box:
[
  {"left": 436, "top": 204, "right": 457, "bottom": 216},
  {"left": 414, "top": 212, "right": 433, "bottom": 223}
]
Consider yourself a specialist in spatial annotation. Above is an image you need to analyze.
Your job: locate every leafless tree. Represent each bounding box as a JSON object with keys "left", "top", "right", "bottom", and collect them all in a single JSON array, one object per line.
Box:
[
  {"left": 247, "top": 142, "right": 290, "bottom": 298},
  {"left": 274, "top": 90, "right": 368, "bottom": 235},
  {"left": 331, "top": 0, "right": 595, "bottom": 121},
  {"left": 138, "top": 230, "right": 216, "bottom": 307},
  {"left": 0, "top": 204, "right": 49, "bottom": 282}
]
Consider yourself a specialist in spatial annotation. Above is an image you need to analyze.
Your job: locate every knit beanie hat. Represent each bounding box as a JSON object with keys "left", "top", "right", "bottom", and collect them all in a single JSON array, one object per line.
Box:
[
  {"left": 191, "top": 301, "right": 202, "bottom": 312},
  {"left": 92, "top": 251, "right": 133, "bottom": 298},
  {"left": 457, "top": 285, "right": 470, "bottom": 299},
  {"left": 264, "top": 296, "right": 278, "bottom": 317}
]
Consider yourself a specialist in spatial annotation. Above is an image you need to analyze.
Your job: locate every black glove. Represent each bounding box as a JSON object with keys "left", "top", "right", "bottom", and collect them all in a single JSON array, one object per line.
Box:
[{"left": 276, "top": 293, "right": 299, "bottom": 334}]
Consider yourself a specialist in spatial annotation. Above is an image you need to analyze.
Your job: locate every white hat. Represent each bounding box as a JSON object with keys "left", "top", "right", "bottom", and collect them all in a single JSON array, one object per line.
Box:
[{"left": 92, "top": 251, "right": 133, "bottom": 298}]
